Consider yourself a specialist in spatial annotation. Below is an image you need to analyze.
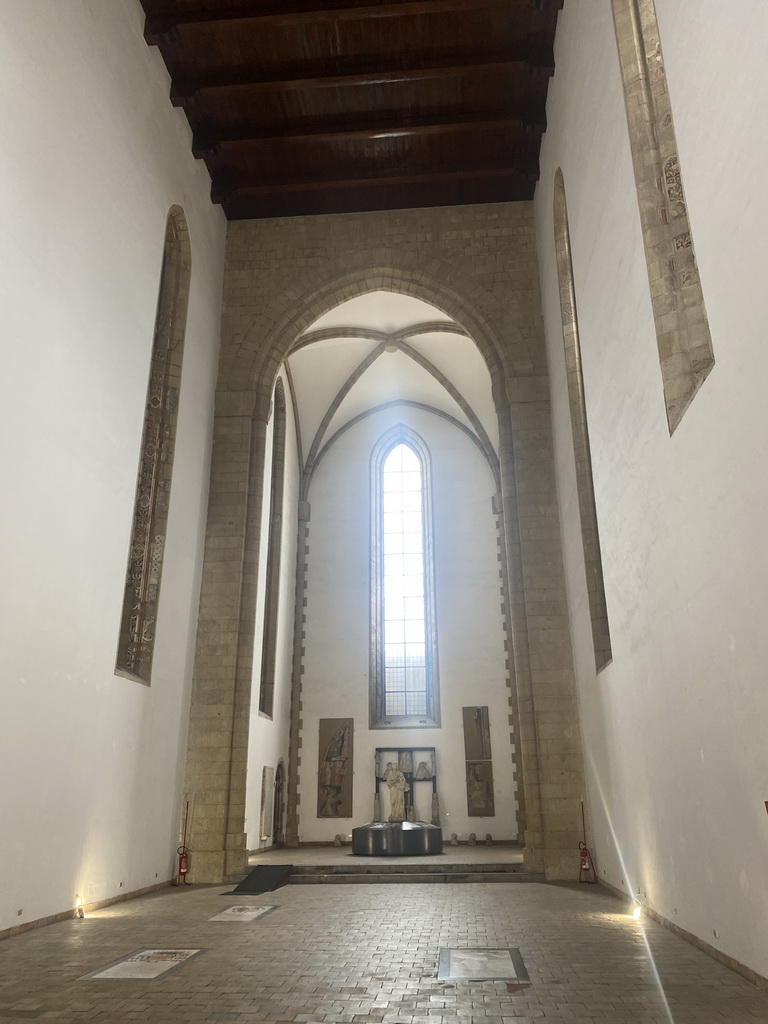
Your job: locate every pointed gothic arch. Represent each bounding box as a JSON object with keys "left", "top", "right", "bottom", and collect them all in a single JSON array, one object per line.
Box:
[{"left": 184, "top": 242, "right": 584, "bottom": 884}]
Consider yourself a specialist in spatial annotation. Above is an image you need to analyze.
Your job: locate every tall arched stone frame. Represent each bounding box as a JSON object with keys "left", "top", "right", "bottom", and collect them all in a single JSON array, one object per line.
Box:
[
  {"left": 258, "top": 379, "right": 287, "bottom": 719},
  {"left": 183, "top": 248, "right": 586, "bottom": 882},
  {"left": 611, "top": 0, "right": 714, "bottom": 433},
  {"left": 116, "top": 205, "right": 191, "bottom": 685},
  {"left": 554, "top": 170, "right": 612, "bottom": 673}
]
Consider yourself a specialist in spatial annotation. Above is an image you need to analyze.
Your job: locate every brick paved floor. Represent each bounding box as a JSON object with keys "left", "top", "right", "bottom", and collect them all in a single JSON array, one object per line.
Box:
[{"left": 0, "top": 882, "right": 766, "bottom": 1023}]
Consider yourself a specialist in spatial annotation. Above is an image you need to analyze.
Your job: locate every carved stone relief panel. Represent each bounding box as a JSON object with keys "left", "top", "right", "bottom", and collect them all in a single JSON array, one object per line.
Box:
[
  {"left": 317, "top": 718, "right": 353, "bottom": 818},
  {"left": 463, "top": 706, "right": 495, "bottom": 817},
  {"left": 259, "top": 765, "right": 275, "bottom": 840}
]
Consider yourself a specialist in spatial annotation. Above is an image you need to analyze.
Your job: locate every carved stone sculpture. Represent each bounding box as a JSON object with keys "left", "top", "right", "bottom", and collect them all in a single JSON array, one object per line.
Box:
[
  {"left": 384, "top": 762, "right": 409, "bottom": 821},
  {"left": 431, "top": 793, "right": 440, "bottom": 826},
  {"left": 317, "top": 719, "right": 353, "bottom": 817}
]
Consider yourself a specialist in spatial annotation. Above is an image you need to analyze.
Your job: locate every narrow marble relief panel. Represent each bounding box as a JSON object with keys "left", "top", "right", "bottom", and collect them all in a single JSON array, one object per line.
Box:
[
  {"left": 466, "top": 760, "right": 495, "bottom": 817},
  {"left": 116, "top": 207, "right": 190, "bottom": 683},
  {"left": 317, "top": 718, "right": 353, "bottom": 817},
  {"left": 553, "top": 171, "right": 612, "bottom": 673},
  {"left": 258, "top": 380, "right": 287, "bottom": 717},
  {"left": 462, "top": 705, "right": 492, "bottom": 760},
  {"left": 463, "top": 706, "right": 494, "bottom": 816},
  {"left": 611, "top": 0, "right": 714, "bottom": 432},
  {"left": 259, "top": 765, "right": 275, "bottom": 839}
]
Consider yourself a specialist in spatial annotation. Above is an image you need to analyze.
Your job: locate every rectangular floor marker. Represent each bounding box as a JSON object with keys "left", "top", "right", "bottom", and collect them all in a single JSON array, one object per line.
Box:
[
  {"left": 208, "top": 904, "right": 277, "bottom": 922},
  {"left": 81, "top": 948, "right": 203, "bottom": 980},
  {"left": 438, "top": 947, "right": 529, "bottom": 982}
]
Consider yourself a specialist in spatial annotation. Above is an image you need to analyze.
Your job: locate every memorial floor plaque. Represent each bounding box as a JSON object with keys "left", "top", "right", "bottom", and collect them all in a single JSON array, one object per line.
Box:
[
  {"left": 81, "top": 948, "right": 203, "bottom": 980},
  {"left": 208, "top": 904, "right": 277, "bottom": 922},
  {"left": 438, "top": 947, "right": 529, "bottom": 982}
]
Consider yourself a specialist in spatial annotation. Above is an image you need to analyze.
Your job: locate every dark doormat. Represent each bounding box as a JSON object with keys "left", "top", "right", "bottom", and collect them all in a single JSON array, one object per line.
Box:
[{"left": 221, "top": 865, "right": 294, "bottom": 895}]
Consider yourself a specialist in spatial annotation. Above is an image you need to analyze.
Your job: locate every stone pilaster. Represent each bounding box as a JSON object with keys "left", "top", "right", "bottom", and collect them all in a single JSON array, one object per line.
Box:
[
  {"left": 502, "top": 375, "right": 586, "bottom": 879},
  {"left": 183, "top": 389, "right": 267, "bottom": 883},
  {"left": 285, "top": 501, "right": 311, "bottom": 847}
]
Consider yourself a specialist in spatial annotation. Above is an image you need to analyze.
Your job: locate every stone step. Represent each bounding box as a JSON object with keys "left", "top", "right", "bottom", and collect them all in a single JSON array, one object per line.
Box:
[
  {"left": 290, "top": 860, "right": 525, "bottom": 876},
  {"left": 289, "top": 871, "right": 543, "bottom": 885}
]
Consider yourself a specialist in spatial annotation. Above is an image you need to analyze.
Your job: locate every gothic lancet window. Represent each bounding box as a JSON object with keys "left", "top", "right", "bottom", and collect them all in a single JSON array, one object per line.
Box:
[
  {"left": 116, "top": 206, "right": 191, "bottom": 684},
  {"left": 370, "top": 428, "right": 439, "bottom": 728}
]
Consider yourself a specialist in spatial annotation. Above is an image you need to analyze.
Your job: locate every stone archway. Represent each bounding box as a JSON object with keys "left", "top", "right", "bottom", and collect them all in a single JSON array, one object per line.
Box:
[{"left": 183, "top": 207, "right": 585, "bottom": 882}]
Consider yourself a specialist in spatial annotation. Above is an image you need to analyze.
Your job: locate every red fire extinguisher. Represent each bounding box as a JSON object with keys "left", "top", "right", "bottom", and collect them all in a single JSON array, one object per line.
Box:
[
  {"left": 177, "top": 845, "right": 190, "bottom": 885},
  {"left": 579, "top": 801, "right": 596, "bottom": 883},
  {"left": 173, "top": 800, "right": 192, "bottom": 886},
  {"left": 579, "top": 841, "right": 596, "bottom": 884}
]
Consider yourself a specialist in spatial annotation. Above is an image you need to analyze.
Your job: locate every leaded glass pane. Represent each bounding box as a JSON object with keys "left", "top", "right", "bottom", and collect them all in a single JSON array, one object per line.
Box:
[{"left": 381, "top": 442, "right": 429, "bottom": 718}]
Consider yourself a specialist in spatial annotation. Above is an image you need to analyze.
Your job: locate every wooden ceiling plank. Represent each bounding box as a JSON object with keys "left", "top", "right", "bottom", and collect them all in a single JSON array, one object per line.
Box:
[
  {"left": 212, "top": 161, "right": 539, "bottom": 201},
  {"left": 192, "top": 114, "right": 544, "bottom": 155},
  {"left": 170, "top": 51, "right": 554, "bottom": 106},
  {"left": 222, "top": 178, "right": 535, "bottom": 219},
  {"left": 145, "top": 0, "right": 546, "bottom": 43}
]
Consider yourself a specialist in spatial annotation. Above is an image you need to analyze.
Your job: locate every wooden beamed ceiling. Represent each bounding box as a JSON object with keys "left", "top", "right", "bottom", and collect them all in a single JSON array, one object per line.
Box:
[{"left": 140, "top": 0, "right": 563, "bottom": 219}]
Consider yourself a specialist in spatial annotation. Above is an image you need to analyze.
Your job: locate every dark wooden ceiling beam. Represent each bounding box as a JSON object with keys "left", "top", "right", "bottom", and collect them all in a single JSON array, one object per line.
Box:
[
  {"left": 145, "top": 0, "right": 549, "bottom": 43},
  {"left": 212, "top": 161, "right": 539, "bottom": 203},
  {"left": 223, "top": 178, "right": 535, "bottom": 218},
  {"left": 193, "top": 114, "right": 544, "bottom": 156},
  {"left": 170, "top": 51, "right": 554, "bottom": 106}
]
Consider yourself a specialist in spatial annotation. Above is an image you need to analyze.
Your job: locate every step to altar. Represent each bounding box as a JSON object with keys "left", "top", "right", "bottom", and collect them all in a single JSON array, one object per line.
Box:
[{"left": 288, "top": 860, "right": 543, "bottom": 884}]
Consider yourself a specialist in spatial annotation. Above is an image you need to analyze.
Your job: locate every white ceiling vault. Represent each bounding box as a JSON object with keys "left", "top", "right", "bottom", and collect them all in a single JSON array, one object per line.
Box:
[{"left": 284, "top": 292, "right": 500, "bottom": 497}]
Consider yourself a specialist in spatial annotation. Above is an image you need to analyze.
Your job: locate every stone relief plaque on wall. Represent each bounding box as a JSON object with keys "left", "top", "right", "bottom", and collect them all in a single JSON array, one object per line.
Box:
[
  {"left": 463, "top": 706, "right": 495, "bottom": 817},
  {"left": 462, "top": 705, "right": 492, "bottom": 760},
  {"left": 259, "top": 765, "right": 275, "bottom": 840},
  {"left": 317, "top": 718, "right": 353, "bottom": 817},
  {"left": 466, "top": 760, "right": 495, "bottom": 816}
]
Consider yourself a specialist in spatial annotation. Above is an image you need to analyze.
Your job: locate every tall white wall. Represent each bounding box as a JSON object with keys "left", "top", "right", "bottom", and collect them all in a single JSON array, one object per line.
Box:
[
  {"left": 300, "top": 406, "right": 516, "bottom": 842},
  {"left": 245, "top": 375, "right": 300, "bottom": 849},
  {"left": 0, "top": 0, "right": 225, "bottom": 931},
  {"left": 536, "top": 0, "right": 768, "bottom": 979}
]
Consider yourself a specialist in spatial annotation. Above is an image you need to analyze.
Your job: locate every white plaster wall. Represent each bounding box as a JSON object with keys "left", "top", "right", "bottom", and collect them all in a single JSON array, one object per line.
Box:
[
  {"left": 536, "top": 0, "right": 768, "bottom": 979},
  {"left": 300, "top": 405, "right": 516, "bottom": 842},
  {"left": 245, "top": 374, "right": 300, "bottom": 849},
  {"left": 0, "top": 0, "right": 225, "bottom": 931}
]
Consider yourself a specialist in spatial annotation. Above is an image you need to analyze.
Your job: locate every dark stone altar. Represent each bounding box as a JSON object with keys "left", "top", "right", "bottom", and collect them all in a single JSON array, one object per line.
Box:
[
  {"left": 352, "top": 747, "right": 443, "bottom": 855},
  {"left": 351, "top": 820, "right": 443, "bottom": 856}
]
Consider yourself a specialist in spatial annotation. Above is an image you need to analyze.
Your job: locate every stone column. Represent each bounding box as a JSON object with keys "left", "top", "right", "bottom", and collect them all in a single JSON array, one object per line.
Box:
[
  {"left": 499, "top": 376, "right": 587, "bottom": 879},
  {"left": 183, "top": 389, "right": 269, "bottom": 883},
  {"left": 496, "top": 389, "right": 544, "bottom": 872}
]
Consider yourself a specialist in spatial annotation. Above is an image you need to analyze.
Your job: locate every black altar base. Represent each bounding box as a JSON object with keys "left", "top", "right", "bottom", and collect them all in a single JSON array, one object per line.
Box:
[{"left": 352, "top": 821, "right": 443, "bottom": 856}]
